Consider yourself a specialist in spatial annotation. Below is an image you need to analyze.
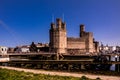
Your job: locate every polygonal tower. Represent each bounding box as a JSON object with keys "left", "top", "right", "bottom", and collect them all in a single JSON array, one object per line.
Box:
[
  {"left": 49, "top": 18, "right": 67, "bottom": 54},
  {"left": 80, "top": 24, "right": 85, "bottom": 37},
  {"left": 79, "top": 24, "right": 94, "bottom": 53}
]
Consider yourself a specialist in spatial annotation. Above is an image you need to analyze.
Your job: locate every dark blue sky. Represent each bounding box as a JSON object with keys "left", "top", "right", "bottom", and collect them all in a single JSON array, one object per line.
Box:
[{"left": 0, "top": 0, "right": 120, "bottom": 47}]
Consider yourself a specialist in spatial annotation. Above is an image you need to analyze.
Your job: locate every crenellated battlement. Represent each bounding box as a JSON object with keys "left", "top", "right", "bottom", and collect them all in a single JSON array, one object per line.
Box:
[{"left": 50, "top": 18, "right": 66, "bottom": 31}]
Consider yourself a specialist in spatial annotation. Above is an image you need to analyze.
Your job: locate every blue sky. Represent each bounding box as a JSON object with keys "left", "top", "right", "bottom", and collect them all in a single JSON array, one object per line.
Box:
[{"left": 0, "top": 0, "right": 120, "bottom": 47}]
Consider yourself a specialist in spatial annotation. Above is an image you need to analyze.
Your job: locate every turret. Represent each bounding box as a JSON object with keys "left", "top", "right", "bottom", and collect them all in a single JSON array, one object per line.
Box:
[
  {"left": 80, "top": 24, "right": 85, "bottom": 32},
  {"left": 51, "top": 23, "right": 56, "bottom": 30},
  {"left": 80, "top": 24, "right": 85, "bottom": 37},
  {"left": 56, "top": 18, "right": 62, "bottom": 29},
  {"left": 62, "top": 22, "right": 66, "bottom": 30}
]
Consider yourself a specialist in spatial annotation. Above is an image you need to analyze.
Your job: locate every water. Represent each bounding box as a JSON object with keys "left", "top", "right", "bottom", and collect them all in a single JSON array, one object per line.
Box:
[
  {"left": 110, "top": 56, "right": 119, "bottom": 71},
  {"left": 110, "top": 64, "right": 115, "bottom": 71}
]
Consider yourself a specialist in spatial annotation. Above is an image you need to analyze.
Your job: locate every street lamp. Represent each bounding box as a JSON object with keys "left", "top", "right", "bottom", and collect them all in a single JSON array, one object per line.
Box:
[
  {"left": 115, "top": 55, "right": 118, "bottom": 62},
  {"left": 115, "top": 55, "right": 119, "bottom": 72}
]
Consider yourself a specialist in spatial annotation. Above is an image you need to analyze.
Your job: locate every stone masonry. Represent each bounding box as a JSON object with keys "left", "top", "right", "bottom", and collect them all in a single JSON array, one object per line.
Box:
[{"left": 49, "top": 18, "right": 99, "bottom": 54}]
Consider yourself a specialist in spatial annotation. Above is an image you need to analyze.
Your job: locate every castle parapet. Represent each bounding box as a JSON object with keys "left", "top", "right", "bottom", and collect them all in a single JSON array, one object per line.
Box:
[{"left": 67, "top": 37, "right": 85, "bottom": 42}]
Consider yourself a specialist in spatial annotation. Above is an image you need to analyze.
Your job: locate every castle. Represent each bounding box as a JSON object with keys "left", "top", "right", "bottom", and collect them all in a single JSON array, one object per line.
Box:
[{"left": 49, "top": 18, "right": 99, "bottom": 54}]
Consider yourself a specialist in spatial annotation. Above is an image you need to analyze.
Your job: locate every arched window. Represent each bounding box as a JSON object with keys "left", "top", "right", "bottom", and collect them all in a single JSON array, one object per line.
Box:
[
  {"left": 2, "top": 48, "right": 3, "bottom": 51},
  {"left": 5, "top": 48, "right": 6, "bottom": 51}
]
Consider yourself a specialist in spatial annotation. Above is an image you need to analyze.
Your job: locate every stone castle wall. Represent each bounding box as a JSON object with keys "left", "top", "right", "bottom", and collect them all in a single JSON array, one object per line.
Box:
[
  {"left": 49, "top": 18, "right": 99, "bottom": 54},
  {"left": 67, "top": 37, "right": 85, "bottom": 49}
]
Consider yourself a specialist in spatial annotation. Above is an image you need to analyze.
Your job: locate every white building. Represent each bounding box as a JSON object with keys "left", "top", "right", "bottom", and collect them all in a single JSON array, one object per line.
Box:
[
  {"left": 20, "top": 47, "right": 30, "bottom": 53},
  {"left": 109, "top": 46, "right": 116, "bottom": 52},
  {"left": 0, "top": 46, "right": 8, "bottom": 54},
  {"left": 100, "top": 45, "right": 117, "bottom": 53},
  {"left": 15, "top": 46, "right": 30, "bottom": 53}
]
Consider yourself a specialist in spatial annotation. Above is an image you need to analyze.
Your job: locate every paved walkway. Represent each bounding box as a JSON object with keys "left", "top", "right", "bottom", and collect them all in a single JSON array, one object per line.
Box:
[{"left": 0, "top": 66, "right": 120, "bottom": 80}]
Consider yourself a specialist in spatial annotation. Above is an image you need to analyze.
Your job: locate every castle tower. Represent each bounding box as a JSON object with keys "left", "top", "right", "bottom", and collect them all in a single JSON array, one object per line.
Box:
[
  {"left": 79, "top": 24, "right": 94, "bottom": 53},
  {"left": 49, "top": 18, "right": 67, "bottom": 54},
  {"left": 86, "top": 32, "right": 94, "bottom": 53},
  {"left": 80, "top": 24, "right": 85, "bottom": 37},
  {"left": 49, "top": 23, "right": 56, "bottom": 52}
]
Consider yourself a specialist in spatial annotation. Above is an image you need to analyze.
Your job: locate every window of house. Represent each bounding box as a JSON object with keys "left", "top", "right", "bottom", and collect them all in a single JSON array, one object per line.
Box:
[
  {"left": 2, "top": 48, "right": 3, "bottom": 51},
  {"left": 5, "top": 48, "right": 6, "bottom": 51}
]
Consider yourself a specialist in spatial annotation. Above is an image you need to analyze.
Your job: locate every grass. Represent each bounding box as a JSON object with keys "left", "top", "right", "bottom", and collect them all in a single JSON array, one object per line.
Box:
[{"left": 0, "top": 68, "right": 100, "bottom": 80}]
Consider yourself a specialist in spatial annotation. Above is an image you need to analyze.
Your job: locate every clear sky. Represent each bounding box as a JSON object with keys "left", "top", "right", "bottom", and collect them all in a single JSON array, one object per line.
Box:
[{"left": 0, "top": 0, "right": 120, "bottom": 47}]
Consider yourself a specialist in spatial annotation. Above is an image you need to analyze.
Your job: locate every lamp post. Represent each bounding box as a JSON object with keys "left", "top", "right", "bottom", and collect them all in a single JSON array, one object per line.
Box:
[
  {"left": 115, "top": 55, "right": 118, "bottom": 62},
  {"left": 115, "top": 55, "right": 119, "bottom": 72}
]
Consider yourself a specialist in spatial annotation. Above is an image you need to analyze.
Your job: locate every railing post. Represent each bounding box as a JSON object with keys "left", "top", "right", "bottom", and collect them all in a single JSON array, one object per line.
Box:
[
  {"left": 119, "top": 56, "right": 120, "bottom": 62},
  {"left": 108, "top": 55, "right": 111, "bottom": 61},
  {"left": 56, "top": 53, "right": 59, "bottom": 60},
  {"left": 118, "top": 64, "right": 120, "bottom": 72},
  {"left": 115, "top": 55, "right": 119, "bottom": 72}
]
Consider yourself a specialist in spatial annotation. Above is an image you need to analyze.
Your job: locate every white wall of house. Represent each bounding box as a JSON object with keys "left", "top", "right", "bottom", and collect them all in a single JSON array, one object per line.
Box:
[
  {"left": 21, "top": 48, "right": 30, "bottom": 53},
  {"left": 0, "top": 46, "right": 8, "bottom": 54},
  {"left": 16, "top": 47, "right": 30, "bottom": 53}
]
